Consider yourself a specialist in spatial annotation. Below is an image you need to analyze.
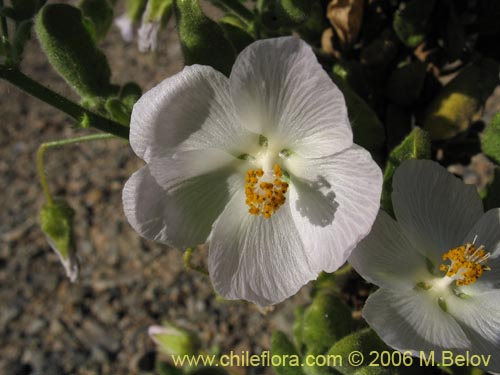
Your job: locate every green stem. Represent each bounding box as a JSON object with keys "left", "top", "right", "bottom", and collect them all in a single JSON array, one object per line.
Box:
[
  {"left": 0, "top": 65, "right": 129, "bottom": 139},
  {"left": 37, "top": 133, "right": 116, "bottom": 205},
  {"left": 183, "top": 248, "right": 209, "bottom": 276},
  {"left": 211, "top": 0, "right": 253, "bottom": 23},
  {"left": 0, "top": 0, "right": 8, "bottom": 39}
]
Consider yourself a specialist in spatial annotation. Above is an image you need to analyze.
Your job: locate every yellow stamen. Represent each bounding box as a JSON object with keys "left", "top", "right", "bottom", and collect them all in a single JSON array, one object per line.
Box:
[
  {"left": 245, "top": 164, "right": 288, "bottom": 219},
  {"left": 440, "top": 242, "right": 491, "bottom": 286}
]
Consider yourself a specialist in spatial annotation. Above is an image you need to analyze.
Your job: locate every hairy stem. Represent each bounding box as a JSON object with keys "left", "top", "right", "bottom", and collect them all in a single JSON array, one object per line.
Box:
[
  {"left": 37, "top": 134, "right": 116, "bottom": 205},
  {"left": 0, "top": 65, "right": 129, "bottom": 139}
]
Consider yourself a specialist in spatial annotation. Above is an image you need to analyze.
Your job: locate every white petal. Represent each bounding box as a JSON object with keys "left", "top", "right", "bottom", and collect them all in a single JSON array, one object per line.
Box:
[
  {"left": 349, "top": 210, "right": 429, "bottom": 290},
  {"left": 363, "top": 288, "right": 470, "bottom": 355},
  {"left": 207, "top": 191, "right": 315, "bottom": 306},
  {"left": 130, "top": 65, "right": 256, "bottom": 162},
  {"left": 122, "top": 165, "right": 235, "bottom": 249},
  {"left": 285, "top": 145, "right": 382, "bottom": 273},
  {"left": 115, "top": 13, "right": 135, "bottom": 43},
  {"left": 138, "top": 21, "right": 160, "bottom": 52},
  {"left": 447, "top": 291, "right": 500, "bottom": 371},
  {"left": 392, "top": 159, "right": 483, "bottom": 265},
  {"left": 230, "top": 36, "right": 352, "bottom": 158}
]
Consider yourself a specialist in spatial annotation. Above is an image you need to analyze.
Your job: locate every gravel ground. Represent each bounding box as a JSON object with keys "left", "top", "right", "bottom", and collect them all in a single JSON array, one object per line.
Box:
[
  {"left": 0, "top": 12, "right": 306, "bottom": 375},
  {"left": 1, "top": 3, "right": 497, "bottom": 375}
]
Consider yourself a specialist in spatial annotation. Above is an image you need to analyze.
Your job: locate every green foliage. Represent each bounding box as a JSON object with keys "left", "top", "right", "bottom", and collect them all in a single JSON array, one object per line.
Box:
[
  {"left": 302, "top": 292, "right": 353, "bottom": 356},
  {"left": 331, "top": 65, "right": 385, "bottom": 165},
  {"left": 327, "top": 328, "right": 392, "bottom": 375},
  {"left": 105, "top": 98, "right": 130, "bottom": 126},
  {"left": 151, "top": 322, "right": 200, "bottom": 356},
  {"left": 393, "top": 0, "right": 436, "bottom": 47},
  {"left": 483, "top": 168, "right": 500, "bottom": 211},
  {"left": 119, "top": 81, "right": 143, "bottom": 111},
  {"left": 156, "top": 362, "right": 184, "bottom": 375},
  {"left": 381, "top": 127, "right": 431, "bottom": 217},
  {"left": 10, "top": 19, "right": 32, "bottom": 66},
  {"left": 173, "top": 0, "right": 235, "bottom": 76},
  {"left": 277, "top": 0, "right": 311, "bottom": 26},
  {"left": 219, "top": 14, "right": 254, "bottom": 53},
  {"left": 482, "top": 112, "right": 500, "bottom": 165},
  {"left": 35, "top": 3, "right": 114, "bottom": 98},
  {"left": 126, "top": 0, "right": 148, "bottom": 22},
  {"left": 144, "top": 0, "right": 173, "bottom": 23},
  {"left": 8, "top": 0, "right": 46, "bottom": 20},
  {"left": 39, "top": 199, "right": 75, "bottom": 260},
  {"left": 292, "top": 306, "right": 306, "bottom": 353},
  {"left": 271, "top": 331, "right": 304, "bottom": 375},
  {"left": 423, "top": 59, "right": 500, "bottom": 140},
  {"left": 79, "top": 0, "right": 113, "bottom": 42}
]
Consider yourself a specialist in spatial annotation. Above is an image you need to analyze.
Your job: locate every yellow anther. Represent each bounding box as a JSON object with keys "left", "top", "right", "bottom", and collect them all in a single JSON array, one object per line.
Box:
[
  {"left": 244, "top": 166, "right": 289, "bottom": 219},
  {"left": 440, "top": 242, "right": 490, "bottom": 286}
]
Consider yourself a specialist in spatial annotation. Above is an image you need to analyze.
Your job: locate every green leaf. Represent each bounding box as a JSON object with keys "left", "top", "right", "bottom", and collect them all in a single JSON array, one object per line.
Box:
[
  {"left": 327, "top": 328, "right": 392, "bottom": 375},
  {"left": 381, "top": 127, "right": 431, "bottom": 217},
  {"left": 423, "top": 59, "right": 500, "bottom": 140},
  {"left": 393, "top": 0, "right": 436, "bottom": 47},
  {"left": 219, "top": 14, "right": 254, "bottom": 53},
  {"left": 278, "top": 0, "right": 311, "bottom": 25},
  {"left": 331, "top": 66, "right": 385, "bottom": 165},
  {"left": 35, "top": 3, "right": 114, "bottom": 98},
  {"left": 482, "top": 112, "right": 500, "bottom": 165},
  {"left": 126, "top": 0, "right": 148, "bottom": 22},
  {"left": 79, "top": 0, "right": 114, "bottom": 41},
  {"left": 173, "top": 0, "right": 236, "bottom": 76},
  {"left": 119, "top": 81, "right": 143, "bottom": 111},
  {"left": 144, "top": 0, "right": 173, "bottom": 23},
  {"left": 150, "top": 322, "right": 200, "bottom": 357},
  {"left": 302, "top": 292, "right": 353, "bottom": 356},
  {"left": 386, "top": 61, "right": 427, "bottom": 108},
  {"left": 271, "top": 331, "right": 304, "bottom": 375},
  {"left": 105, "top": 98, "right": 130, "bottom": 126},
  {"left": 483, "top": 167, "right": 500, "bottom": 211},
  {"left": 39, "top": 199, "right": 78, "bottom": 281},
  {"left": 292, "top": 306, "right": 306, "bottom": 354},
  {"left": 11, "top": 20, "right": 33, "bottom": 66}
]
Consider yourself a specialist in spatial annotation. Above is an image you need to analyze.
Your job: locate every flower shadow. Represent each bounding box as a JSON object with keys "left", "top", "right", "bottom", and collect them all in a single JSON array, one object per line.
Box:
[{"left": 292, "top": 175, "right": 338, "bottom": 227}]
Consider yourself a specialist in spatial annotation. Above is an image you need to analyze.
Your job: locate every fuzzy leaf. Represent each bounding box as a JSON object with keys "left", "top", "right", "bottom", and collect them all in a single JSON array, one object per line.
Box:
[
  {"left": 393, "top": 0, "right": 436, "bottom": 47},
  {"left": 381, "top": 127, "right": 431, "bottom": 217},
  {"left": 79, "top": 0, "right": 114, "bottom": 41},
  {"left": 174, "top": 0, "right": 235, "bottom": 76},
  {"left": 35, "top": 3, "right": 114, "bottom": 98},
  {"left": 302, "top": 292, "right": 352, "bottom": 356},
  {"left": 482, "top": 112, "right": 500, "bottom": 165},
  {"left": 272, "top": 331, "right": 304, "bottom": 375},
  {"left": 423, "top": 59, "right": 500, "bottom": 140}
]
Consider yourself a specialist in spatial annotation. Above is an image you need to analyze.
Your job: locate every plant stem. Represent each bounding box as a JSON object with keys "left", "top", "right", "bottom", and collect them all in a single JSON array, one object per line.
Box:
[
  {"left": 0, "top": 0, "right": 8, "bottom": 39},
  {"left": 212, "top": 0, "right": 253, "bottom": 23},
  {"left": 37, "top": 134, "right": 116, "bottom": 205},
  {"left": 183, "top": 248, "right": 209, "bottom": 276},
  {"left": 0, "top": 65, "right": 129, "bottom": 139}
]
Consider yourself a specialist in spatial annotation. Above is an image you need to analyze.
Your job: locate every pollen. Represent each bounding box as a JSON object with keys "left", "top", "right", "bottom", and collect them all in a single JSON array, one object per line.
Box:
[
  {"left": 245, "top": 164, "right": 288, "bottom": 219},
  {"left": 440, "top": 242, "right": 491, "bottom": 286}
]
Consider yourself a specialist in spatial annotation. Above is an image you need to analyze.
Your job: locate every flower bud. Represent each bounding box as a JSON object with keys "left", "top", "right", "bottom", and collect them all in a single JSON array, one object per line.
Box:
[
  {"left": 39, "top": 199, "right": 79, "bottom": 282},
  {"left": 148, "top": 322, "right": 200, "bottom": 356}
]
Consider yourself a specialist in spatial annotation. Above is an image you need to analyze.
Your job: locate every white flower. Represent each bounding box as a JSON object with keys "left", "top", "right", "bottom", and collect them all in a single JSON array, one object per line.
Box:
[
  {"left": 349, "top": 159, "right": 500, "bottom": 372},
  {"left": 123, "top": 37, "right": 382, "bottom": 306}
]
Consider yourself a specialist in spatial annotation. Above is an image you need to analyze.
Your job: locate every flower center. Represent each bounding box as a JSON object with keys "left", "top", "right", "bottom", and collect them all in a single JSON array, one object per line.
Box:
[
  {"left": 245, "top": 164, "right": 288, "bottom": 219},
  {"left": 439, "top": 242, "right": 491, "bottom": 286}
]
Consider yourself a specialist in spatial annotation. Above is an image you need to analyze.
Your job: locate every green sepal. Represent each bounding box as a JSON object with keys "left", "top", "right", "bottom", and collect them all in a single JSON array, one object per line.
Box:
[
  {"left": 119, "top": 81, "right": 143, "bottom": 111},
  {"left": 302, "top": 292, "right": 353, "bottom": 356},
  {"left": 393, "top": 0, "right": 436, "bottom": 47},
  {"left": 79, "top": 0, "right": 114, "bottom": 42},
  {"left": 386, "top": 61, "right": 427, "bottom": 108},
  {"left": 35, "top": 3, "right": 114, "bottom": 98},
  {"left": 483, "top": 168, "right": 500, "bottom": 211},
  {"left": 331, "top": 66, "right": 385, "bottom": 165},
  {"left": 174, "top": 0, "right": 235, "bottom": 76},
  {"left": 150, "top": 322, "right": 200, "bottom": 357},
  {"left": 271, "top": 331, "right": 304, "bottom": 375},
  {"left": 10, "top": 0, "right": 46, "bottom": 20},
  {"left": 423, "top": 59, "right": 500, "bottom": 140},
  {"left": 156, "top": 362, "right": 184, "bottom": 375},
  {"left": 219, "top": 14, "right": 254, "bottom": 53},
  {"left": 39, "top": 199, "right": 78, "bottom": 281},
  {"left": 327, "top": 328, "right": 392, "bottom": 375},
  {"left": 482, "top": 112, "right": 500, "bottom": 165},
  {"left": 126, "top": 0, "right": 148, "bottom": 22},
  {"left": 105, "top": 98, "right": 130, "bottom": 126},
  {"left": 381, "top": 127, "right": 431, "bottom": 217}
]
